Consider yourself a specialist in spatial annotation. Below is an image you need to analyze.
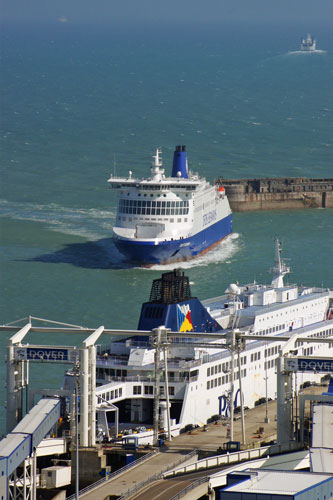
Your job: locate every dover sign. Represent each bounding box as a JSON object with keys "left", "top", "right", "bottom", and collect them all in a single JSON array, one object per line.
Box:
[
  {"left": 285, "top": 357, "right": 333, "bottom": 373},
  {"left": 14, "top": 346, "right": 79, "bottom": 363}
]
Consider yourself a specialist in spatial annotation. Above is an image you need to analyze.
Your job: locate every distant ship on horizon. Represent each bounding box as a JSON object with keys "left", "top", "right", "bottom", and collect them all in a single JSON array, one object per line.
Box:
[{"left": 300, "top": 33, "right": 316, "bottom": 52}]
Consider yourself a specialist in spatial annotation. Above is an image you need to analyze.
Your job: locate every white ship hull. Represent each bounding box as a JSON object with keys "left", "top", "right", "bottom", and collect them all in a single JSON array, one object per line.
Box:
[
  {"left": 108, "top": 146, "right": 232, "bottom": 264},
  {"left": 94, "top": 240, "right": 333, "bottom": 433}
]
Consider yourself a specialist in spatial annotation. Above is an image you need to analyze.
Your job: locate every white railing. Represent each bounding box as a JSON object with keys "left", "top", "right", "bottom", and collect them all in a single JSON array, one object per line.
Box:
[{"left": 163, "top": 441, "right": 301, "bottom": 477}]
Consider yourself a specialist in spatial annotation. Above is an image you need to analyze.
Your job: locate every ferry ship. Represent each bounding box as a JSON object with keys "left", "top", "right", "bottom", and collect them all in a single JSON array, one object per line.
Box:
[
  {"left": 300, "top": 34, "right": 316, "bottom": 51},
  {"left": 108, "top": 146, "right": 232, "bottom": 264},
  {"left": 94, "top": 239, "right": 333, "bottom": 435}
]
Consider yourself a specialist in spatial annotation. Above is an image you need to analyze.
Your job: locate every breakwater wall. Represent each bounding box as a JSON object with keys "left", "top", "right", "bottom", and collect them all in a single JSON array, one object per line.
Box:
[{"left": 216, "top": 177, "right": 333, "bottom": 212}]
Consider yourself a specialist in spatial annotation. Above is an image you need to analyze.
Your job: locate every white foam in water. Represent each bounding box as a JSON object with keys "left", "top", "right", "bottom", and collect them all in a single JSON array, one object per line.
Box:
[
  {"left": 0, "top": 199, "right": 116, "bottom": 240},
  {"left": 144, "top": 233, "right": 240, "bottom": 272},
  {"left": 1, "top": 199, "right": 241, "bottom": 269},
  {"left": 287, "top": 50, "right": 327, "bottom": 55}
]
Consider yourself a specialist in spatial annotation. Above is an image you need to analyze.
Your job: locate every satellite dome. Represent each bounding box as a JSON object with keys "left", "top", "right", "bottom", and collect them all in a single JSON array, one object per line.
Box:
[{"left": 225, "top": 283, "right": 240, "bottom": 295}]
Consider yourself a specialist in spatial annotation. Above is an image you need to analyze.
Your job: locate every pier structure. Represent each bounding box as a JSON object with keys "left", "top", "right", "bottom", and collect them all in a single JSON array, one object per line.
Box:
[
  {"left": 1, "top": 318, "right": 333, "bottom": 498},
  {"left": 216, "top": 177, "right": 333, "bottom": 211}
]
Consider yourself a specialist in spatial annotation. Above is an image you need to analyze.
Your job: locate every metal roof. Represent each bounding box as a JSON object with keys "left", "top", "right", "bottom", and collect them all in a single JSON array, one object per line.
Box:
[
  {"left": 13, "top": 398, "right": 60, "bottom": 435},
  {"left": 312, "top": 403, "right": 333, "bottom": 449},
  {"left": 310, "top": 448, "right": 333, "bottom": 474},
  {"left": 222, "top": 469, "right": 333, "bottom": 494},
  {"left": 0, "top": 433, "right": 30, "bottom": 457}
]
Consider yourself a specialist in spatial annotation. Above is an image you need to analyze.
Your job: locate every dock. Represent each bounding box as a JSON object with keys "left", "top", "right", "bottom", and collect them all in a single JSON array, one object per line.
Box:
[
  {"left": 216, "top": 177, "right": 333, "bottom": 211},
  {"left": 75, "top": 384, "right": 327, "bottom": 500}
]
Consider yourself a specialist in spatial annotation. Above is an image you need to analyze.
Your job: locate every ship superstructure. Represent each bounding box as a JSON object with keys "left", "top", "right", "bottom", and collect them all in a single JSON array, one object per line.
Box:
[
  {"left": 108, "top": 146, "right": 232, "bottom": 264},
  {"left": 94, "top": 239, "right": 333, "bottom": 433},
  {"left": 301, "top": 34, "right": 316, "bottom": 51}
]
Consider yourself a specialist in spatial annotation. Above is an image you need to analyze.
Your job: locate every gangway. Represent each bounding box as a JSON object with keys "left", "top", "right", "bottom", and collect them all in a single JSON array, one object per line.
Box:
[{"left": 0, "top": 397, "right": 61, "bottom": 500}]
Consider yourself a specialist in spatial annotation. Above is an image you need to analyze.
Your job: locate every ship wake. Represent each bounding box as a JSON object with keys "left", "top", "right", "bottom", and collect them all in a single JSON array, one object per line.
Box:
[{"left": 145, "top": 233, "right": 240, "bottom": 271}]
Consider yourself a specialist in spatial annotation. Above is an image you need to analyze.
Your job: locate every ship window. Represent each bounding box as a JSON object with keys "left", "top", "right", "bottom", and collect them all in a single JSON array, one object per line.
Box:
[
  {"left": 207, "top": 381, "right": 210, "bottom": 389},
  {"left": 207, "top": 368, "right": 210, "bottom": 376},
  {"left": 133, "top": 386, "right": 141, "bottom": 395},
  {"left": 170, "top": 218, "right": 174, "bottom": 222},
  {"left": 115, "top": 389, "right": 118, "bottom": 398},
  {"left": 177, "top": 218, "right": 181, "bottom": 223},
  {"left": 168, "top": 386, "right": 174, "bottom": 395}
]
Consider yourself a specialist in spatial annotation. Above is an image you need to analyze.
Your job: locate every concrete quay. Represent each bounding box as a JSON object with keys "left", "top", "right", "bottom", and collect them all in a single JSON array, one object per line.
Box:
[
  {"left": 79, "top": 384, "right": 327, "bottom": 499},
  {"left": 79, "top": 449, "right": 198, "bottom": 500}
]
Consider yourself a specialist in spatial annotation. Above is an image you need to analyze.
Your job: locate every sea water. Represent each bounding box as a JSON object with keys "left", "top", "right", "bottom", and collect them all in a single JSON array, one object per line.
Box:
[{"left": 1, "top": 21, "right": 332, "bottom": 434}]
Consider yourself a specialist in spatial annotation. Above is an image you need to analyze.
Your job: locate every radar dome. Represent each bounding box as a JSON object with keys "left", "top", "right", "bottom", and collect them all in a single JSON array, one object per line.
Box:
[{"left": 225, "top": 283, "right": 240, "bottom": 295}]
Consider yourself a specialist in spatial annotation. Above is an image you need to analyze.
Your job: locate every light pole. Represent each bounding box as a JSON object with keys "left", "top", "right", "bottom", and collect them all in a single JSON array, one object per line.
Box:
[
  {"left": 236, "top": 334, "right": 246, "bottom": 445},
  {"left": 229, "top": 329, "right": 235, "bottom": 441},
  {"left": 66, "top": 364, "right": 80, "bottom": 499},
  {"left": 74, "top": 369, "right": 79, "bottom": 500},
  {"left": 264, "top": 345, "right": 270, "bottom": 424},
  {"left": 152, "top": 328, "right": 161, "bottom": 447}
]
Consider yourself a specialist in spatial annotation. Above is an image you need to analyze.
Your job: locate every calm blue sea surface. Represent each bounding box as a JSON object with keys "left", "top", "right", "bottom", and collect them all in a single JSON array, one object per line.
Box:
[{"left": 1, "top": 21, "right": 332, "bottom": 434}]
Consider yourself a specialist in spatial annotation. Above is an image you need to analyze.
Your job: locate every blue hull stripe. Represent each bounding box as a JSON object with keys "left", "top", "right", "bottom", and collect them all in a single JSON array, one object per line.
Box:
[{"left": 114, "top": 214, "right": 232, "bottom": 264}]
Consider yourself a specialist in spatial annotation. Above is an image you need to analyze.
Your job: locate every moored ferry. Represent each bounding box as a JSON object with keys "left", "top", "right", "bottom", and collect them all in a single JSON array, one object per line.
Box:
[
  {"left": 108, "top": 146, "right": 232, "bottom": 264},
  {"left": 94, "top": 239, "right": 333, "bottom": 435}
]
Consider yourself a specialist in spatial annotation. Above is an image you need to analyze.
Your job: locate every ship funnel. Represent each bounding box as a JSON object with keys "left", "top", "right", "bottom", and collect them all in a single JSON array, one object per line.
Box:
[{"left": 171, "top": 145, "right": 188, "bottom": 179}]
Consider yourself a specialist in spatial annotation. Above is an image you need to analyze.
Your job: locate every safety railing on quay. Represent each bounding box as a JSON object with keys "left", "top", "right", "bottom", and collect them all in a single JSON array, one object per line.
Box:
[
  {"left": 66, "top": 450, "right": 156, "bottom": 500},
  {"left": 116, "top": 449, "right": 198, "bottom": 500},
  {"left": 163, "top": 440, "right": 302, "bottom": 478},
  {"left": 169, "top": 477, "right": 209, "bottom": 500}
]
